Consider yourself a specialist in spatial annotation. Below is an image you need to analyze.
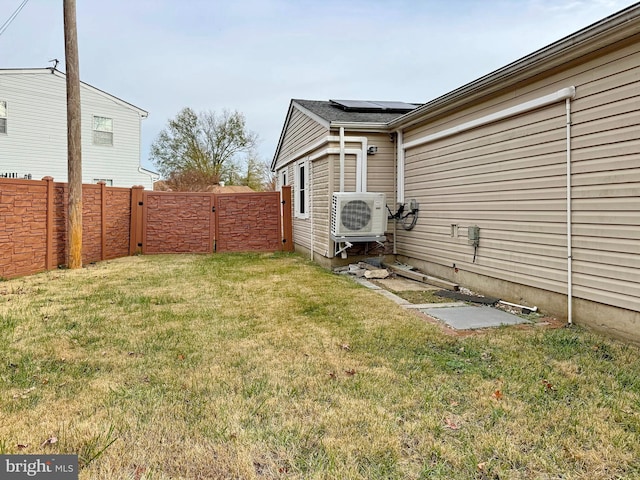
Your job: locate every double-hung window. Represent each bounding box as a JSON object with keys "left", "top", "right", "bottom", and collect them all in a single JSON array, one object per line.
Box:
[
  {"left": 0, "top": 101, "right": 7, "bottom": 134},
  {"left": 93, "top": 116, "right": 113, "bottom": 146}
]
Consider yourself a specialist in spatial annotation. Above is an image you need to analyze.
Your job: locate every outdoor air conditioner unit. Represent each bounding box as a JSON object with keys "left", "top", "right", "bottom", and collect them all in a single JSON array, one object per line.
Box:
[{"left": 331, "top": 192, "right": 387, "bottom": 239}]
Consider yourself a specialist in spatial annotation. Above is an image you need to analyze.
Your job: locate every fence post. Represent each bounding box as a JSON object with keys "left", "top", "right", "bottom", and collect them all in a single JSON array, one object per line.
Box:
[
  {"left": 281, "top": 185, "right": 294, "bottom": 252},
  {"left": 43, "top": 176, "right": 55, "bottom": 270},
  {"left": 129, "top": 185, "right": 144, "bottom": 255},
  {"left": 100, "top": 181, "right": 107, "bottom": 261}
]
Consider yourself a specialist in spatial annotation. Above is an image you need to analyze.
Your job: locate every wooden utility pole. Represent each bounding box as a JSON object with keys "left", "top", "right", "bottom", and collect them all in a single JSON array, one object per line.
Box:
[{"left": 64, "top": 0, "right": 82, "bottom": 269}]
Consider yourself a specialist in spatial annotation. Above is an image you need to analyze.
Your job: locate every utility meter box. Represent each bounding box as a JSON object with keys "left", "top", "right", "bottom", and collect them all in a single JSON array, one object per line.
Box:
[{"left": 468, "top": 225, "right": 480, "bottom": 247}]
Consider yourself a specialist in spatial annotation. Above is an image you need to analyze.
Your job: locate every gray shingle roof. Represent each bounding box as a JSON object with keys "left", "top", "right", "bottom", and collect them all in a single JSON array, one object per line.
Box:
[{"left": 294, "top": 99, "right": 418, "bottom": 124}]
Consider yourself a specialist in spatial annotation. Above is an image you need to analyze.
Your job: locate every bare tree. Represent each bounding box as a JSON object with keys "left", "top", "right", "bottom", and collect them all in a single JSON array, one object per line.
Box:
[{"left": 150, "top": 108, "right": 257, "bottom": 190}]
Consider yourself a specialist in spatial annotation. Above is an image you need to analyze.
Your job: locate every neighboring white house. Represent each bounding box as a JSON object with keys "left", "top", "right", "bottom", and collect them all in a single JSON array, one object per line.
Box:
[{"left": 0, "top": 68, "right": 157, "bottom": 189}]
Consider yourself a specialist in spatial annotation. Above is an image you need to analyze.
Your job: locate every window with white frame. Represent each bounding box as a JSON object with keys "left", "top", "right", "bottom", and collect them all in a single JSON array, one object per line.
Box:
[
  {"left": 295, "top": 160, "right": 309, "bottom": 218},
  {"left": 279, "top": 169, "right": 287, "bottom": 190},
  {"left": 93, "top": 178, "right": 113, "bottom": 186},
  {"left": 0, "top": 101, "right": 7, "bottom": 134},
  {"left": 93, "top": 116, "right": 113, "bottom": 146}
]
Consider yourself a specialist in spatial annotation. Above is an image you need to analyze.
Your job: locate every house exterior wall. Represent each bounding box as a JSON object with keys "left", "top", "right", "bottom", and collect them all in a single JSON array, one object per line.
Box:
[
  {"left": 0, "top": 70, "right": 152, "bottom": 189},
  {"left": 273, "top": 107, "right": 328, "bottom": 170},
  {"left": 397, "top": 33, "right": 640, "bottom": 340},
  {"left": 363, "top": 132, "right": 396, "bottom": 204}
]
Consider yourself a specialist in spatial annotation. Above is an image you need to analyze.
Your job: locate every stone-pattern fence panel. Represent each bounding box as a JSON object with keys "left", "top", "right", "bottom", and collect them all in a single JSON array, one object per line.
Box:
[{"left": 0, "top": 178, "right": 293, "bottom": 279}]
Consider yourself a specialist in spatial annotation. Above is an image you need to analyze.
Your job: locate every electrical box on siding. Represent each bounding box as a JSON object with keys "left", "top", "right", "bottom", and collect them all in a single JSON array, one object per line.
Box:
[{"left": 468, "top": 225, "right": 480, "bottom": 247}]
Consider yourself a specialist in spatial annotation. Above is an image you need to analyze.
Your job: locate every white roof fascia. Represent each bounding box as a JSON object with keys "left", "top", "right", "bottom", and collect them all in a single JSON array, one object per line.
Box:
[
  {"left": 330, "top": 121, "right": 390, "bottom": 132},
  {"left": 271, "top": 101, "right": 296, "bottom": 171},
  {"left": 389, "top": 3, "right": 640, "bottom": 130},
  {"left": 0, "top": 68, "right": 148, "bottom": 118},
  {"left": 270, "top": 101, "right": 332, "bottom": 171}
]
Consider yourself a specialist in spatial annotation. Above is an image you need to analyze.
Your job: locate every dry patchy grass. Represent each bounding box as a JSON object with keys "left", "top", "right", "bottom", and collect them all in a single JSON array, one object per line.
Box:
[{"left": 1, "top": 253, "right": 639, "bottom": 479}]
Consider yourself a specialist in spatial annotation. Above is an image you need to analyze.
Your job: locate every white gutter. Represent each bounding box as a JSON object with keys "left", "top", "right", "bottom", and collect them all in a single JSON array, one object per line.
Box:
[
  {"left": 566, "top": 97, "right": 573, "bottom": 326},
  {"left": 339, "top": 127, "right": 345, "bottom": 192},
  {"left": 403, "top": 87, "right": 576, "bottom": 150},
  {"left": 138, "top": 166, "right": 159, "bottom": 188}
]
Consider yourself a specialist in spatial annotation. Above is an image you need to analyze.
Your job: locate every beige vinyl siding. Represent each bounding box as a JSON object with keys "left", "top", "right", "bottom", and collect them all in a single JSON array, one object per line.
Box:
[
  {"left": 274, "top": 107, "right": 327, "bottom": 169},
  {"left": 311, "top": 157, "right": 331, "bottom": 256},
  {"left": 342, "top": 153, "right": 357, "bottom": 192},
  {"left": 399, "top": 38, "right": 640, "bottom": 314},
  {"left": 401, "top": 101, "right": 568, "bottom": 291},
  {"left": 568, "top": 49, "right": 640, "bottom": 312},
  {"left": 365, "top": 132, "right": 396, "bottom": 203}
]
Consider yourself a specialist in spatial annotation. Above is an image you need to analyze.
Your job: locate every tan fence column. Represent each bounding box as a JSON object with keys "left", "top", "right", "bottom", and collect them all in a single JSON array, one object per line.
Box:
[
  {"left": 281, "top": 185, "right": 293, "bottom": 252},
  {"left": 99, "top": 181, "right": 107, "bottom": 261},
  {"left": 129, "top": 186, "right": 145, "bottom": 255},
  {"left": 43, "top": 177, "right": 55, "bottom": 270}
]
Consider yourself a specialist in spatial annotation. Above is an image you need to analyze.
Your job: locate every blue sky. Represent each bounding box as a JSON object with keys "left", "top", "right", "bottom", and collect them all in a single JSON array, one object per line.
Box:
[{"left": 1, "top": 0, "right": 637, "bottom": 172}]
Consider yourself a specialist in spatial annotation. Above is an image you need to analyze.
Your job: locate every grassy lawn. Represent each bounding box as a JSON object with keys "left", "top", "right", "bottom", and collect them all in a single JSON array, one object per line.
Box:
[{"left": 1, "top": 253, "right": 639, "bottom": 479}]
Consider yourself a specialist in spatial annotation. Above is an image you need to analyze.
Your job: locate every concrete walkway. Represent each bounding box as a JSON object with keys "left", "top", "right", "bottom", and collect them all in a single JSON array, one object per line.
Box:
[{"left": 351, "top": 276, "right": 529, "bottom": 330}]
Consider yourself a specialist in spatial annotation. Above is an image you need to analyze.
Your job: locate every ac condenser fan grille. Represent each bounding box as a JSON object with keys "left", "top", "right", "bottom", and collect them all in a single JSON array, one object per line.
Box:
[{"left": 341, "top": 200, "right": 371, "bottom": 231}]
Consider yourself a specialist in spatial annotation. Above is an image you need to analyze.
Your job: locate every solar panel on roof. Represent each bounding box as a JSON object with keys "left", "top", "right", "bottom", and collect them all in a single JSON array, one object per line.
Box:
[
  {"left": 329, "top": 99, "right": 419, "bottom": 112},
  {"left": 370, "top": 101, "right": 419, "bottom": 111},
  {"left": 330, "top": 100, "right": 378, "bottom": 110}
]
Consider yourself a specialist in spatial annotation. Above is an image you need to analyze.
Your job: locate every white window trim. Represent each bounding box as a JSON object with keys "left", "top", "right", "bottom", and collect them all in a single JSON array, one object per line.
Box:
[
  {"left": 295, "top": 159, "right": 309, "bottom": 219},
  {"left": 279, "top": 168, "right": 287, "bottom": 191},
  {"left": 0, "top": 100, "right": 7, "bottom": 135},
  {"left": 93, "top": 178, "right": 113, "bottom": 186},
  {"left": 93, "top": 115, "right": 113, "bottom": 146}
]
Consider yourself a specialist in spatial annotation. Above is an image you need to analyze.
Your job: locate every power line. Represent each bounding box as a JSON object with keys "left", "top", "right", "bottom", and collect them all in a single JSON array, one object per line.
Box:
[{"left": 0, "top": 0, "right": 30, "bottom": 38}]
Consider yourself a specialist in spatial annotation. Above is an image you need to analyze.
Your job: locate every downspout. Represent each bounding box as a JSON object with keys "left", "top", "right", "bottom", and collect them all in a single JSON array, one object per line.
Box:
[
  {"left": 339, "top": 127, "right": 345, "bottom": 192},
  {"left": 138, "top": 166, "right": 159, "bottom": 187},
  {"left": 566, "top": 97, "right": 573, "bottom": 326},
  {"left": 309, "top": 158, "right": 314, "bottom": 262},
  {"left": 360, "top": 137, "right": 368, "bottom": 192},
  {"left": 392, "top": 132, "right": 398, "bottom": 254}
]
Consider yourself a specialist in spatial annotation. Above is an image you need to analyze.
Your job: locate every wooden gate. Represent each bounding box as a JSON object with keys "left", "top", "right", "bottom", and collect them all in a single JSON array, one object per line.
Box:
[{"left": 134, "top": 187, "right": 292, "bottom": 255}]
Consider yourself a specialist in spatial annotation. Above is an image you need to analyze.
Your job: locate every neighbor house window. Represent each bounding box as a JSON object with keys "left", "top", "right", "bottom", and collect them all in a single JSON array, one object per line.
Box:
[
  {"left": 295, "top": 160, "right": 309, "bottom": 219},
  {"left": 93, "top": 178, "right": 113, "bottom": 186},
  {"left": 0, "top": 101, "right": 7, "bottom": 134},
  {"left": 93, "top": 116, "right": 113, "bottom": 146}
]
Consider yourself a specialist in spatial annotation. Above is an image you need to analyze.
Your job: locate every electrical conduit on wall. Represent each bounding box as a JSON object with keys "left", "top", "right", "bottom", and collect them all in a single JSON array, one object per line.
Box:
[
  {"left": 397, "top": 86, "right": 576, "bottom": 324},
  {"left": 566, "top": 97, "right": 573, "bottom": 325}
]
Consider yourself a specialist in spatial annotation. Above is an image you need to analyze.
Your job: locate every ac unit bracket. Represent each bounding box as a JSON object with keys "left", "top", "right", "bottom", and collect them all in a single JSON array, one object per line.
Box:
[{"left": 331, "top": 235, "right": 387, "bottom": 243}]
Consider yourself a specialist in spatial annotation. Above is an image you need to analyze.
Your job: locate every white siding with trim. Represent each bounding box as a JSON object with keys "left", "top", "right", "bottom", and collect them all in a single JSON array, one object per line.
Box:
[{"left": 0, "top": 70, "right": 151, "bottom": 188}]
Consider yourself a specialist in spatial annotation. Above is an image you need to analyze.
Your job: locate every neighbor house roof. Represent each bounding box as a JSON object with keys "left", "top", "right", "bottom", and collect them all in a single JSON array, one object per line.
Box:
[{"left": 0, "top": 68, "right": 148, "bottom": 117}]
